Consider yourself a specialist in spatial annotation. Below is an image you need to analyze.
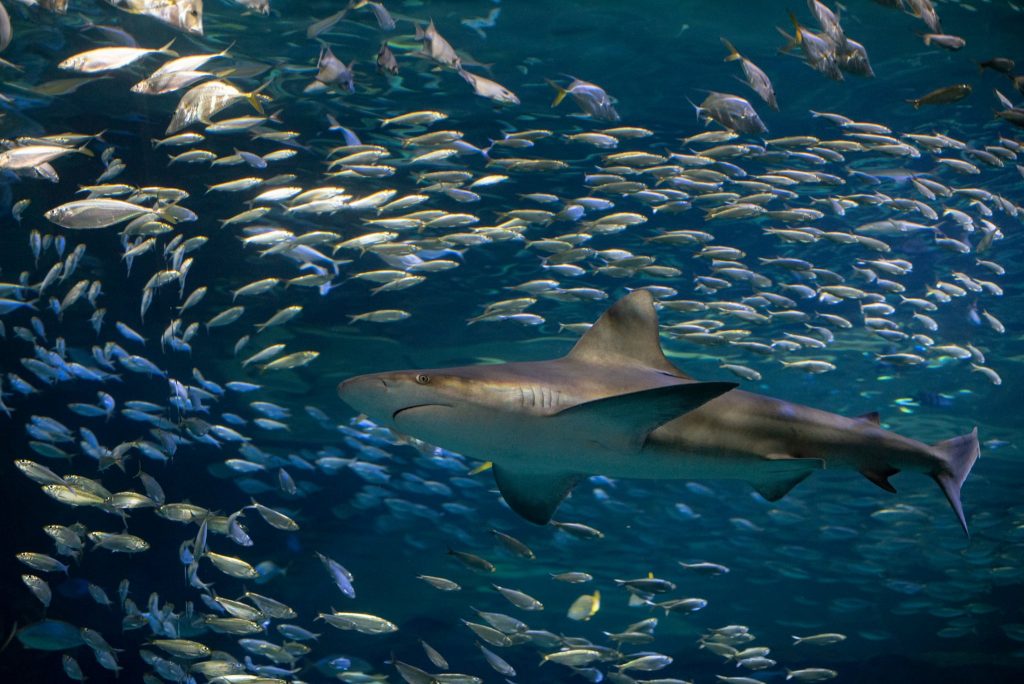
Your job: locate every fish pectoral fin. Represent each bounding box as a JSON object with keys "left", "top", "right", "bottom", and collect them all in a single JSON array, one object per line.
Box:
[
  {"left": 859, "top": 466, "right": 899, "bottom": 493},
  {"left": 750, "top": 458, "right": 823, "bottom": 502},
  {"left": 555, "top": 382, "right": 737, "bottom": 451},
  {"left": 492, "top": 466, "right": 581, "bottom": 525}
]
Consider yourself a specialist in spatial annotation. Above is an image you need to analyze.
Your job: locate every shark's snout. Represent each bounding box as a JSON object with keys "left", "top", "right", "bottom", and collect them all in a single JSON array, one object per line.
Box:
[
  {"left": 338, "top": 374, "right": 389, "bottom": 414},
  {"left": 339, "top": 372, "right": 453, "bottom": 429}
]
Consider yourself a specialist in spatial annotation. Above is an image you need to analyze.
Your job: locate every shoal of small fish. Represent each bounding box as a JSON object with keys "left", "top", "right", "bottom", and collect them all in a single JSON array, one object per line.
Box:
[{"left": 1, "top": 0, "right": 1023, "bottom": 682}]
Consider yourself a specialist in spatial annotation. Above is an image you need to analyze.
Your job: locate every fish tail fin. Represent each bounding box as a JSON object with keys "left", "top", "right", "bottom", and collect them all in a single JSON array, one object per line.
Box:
[
  {"left": 685, "top": 97, "right": 703, "bottom": 121},
  {"left": 787, "top": 11, "right": 803, "bottom": 43},
  {"left": 931, "top": 427, "right": 980, "bottom": 537},
  {"left": 247, "top": 94, "right": 266, "bottom": 116},
  {"left": 776, "top": 27, "right": 799, "bottom": 54},
  {"left": 76, "top": 143, "right": 95, "bottom": 158},
  {"left": 721, "top": 37, "right": 741, "bottom": 61},
  {"left": 993, "top": 88, "right": 1014, "bottom": 109},
  {"left": 546, "top": 79, "right": 568, "bottom": 108},
  {"left": 414, "top": 22, "right": 426, "bottom": 40},
  {"left": 155, "top": 205, "right": 180, "bottom": 224},
  {"left": 159, "top": 39, "right": 178, "bottom": 57},
  {"left": 246, "top": 79, "right": 273, "bottom": 116}
]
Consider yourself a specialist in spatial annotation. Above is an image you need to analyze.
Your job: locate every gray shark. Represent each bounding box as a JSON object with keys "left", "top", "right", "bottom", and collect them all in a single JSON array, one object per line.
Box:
[{"left": 338, "top": 291, "right": 980, "bottom": 535}]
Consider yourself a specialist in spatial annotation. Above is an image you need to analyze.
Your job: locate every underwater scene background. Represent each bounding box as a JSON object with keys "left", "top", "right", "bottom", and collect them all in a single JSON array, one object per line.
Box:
[{"left": 1, "top": 0, "right": 1023, "bottom": 682}]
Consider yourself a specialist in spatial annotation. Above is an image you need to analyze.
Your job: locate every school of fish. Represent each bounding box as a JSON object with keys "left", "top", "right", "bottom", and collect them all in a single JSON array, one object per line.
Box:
[{"left": 1, "top": 0, "right": 1022, "bottom": 682}]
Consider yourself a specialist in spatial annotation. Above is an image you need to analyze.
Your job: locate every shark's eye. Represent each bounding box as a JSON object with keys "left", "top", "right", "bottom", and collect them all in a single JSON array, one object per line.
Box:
[{"left": 415, "top": 374, "right": 430, "bottom": 385}]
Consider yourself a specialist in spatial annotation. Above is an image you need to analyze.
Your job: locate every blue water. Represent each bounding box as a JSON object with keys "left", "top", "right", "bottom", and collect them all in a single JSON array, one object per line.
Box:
[{"left": 1, "top": 1, "right": 1023, "bottom": 682}]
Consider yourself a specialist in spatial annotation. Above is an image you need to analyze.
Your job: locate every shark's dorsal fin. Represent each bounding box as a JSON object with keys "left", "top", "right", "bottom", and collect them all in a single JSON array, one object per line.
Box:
[
  {"left": 568, "top": 290, "right": 691, "bottom": 378},
  {"left": 492, "top": 466, "right": 581, "bottom": 525},
  {"left": 555, "top": 382, "right": 738, "bottom": 452}
]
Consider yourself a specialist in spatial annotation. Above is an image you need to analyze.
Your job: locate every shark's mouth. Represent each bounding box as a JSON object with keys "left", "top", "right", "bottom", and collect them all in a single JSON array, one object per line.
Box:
[{"left": 392, "top": 403, "right": 451, "bottom": 420}]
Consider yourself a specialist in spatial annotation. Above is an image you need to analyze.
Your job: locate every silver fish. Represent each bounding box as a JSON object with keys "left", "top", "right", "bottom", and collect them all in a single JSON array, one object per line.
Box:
[{"left": 548, "top": 77, "right": 619, "bottom": 121}]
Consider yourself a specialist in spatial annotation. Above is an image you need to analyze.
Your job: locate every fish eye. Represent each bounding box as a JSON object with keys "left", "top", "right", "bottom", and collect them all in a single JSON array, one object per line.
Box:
[{"left": 415, "top": 374, "right": 430, "bottom": 385}]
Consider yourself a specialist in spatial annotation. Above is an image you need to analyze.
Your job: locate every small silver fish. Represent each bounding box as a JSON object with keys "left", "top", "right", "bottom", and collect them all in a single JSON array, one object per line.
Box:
[
  {"left": 458, "top": 68, "right": 519, "bottom": 105},
  {"left": 548, "top": 78, "right": 620, "bottom": 121}
]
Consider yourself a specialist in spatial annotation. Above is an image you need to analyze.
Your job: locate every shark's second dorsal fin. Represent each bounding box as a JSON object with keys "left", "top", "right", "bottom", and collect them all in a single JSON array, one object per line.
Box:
[{"left": 567, "top": 290, "right": 691, "bottom": 378}]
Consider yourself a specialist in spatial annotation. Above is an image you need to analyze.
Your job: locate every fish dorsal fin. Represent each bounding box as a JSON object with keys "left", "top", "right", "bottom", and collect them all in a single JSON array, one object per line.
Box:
[
  {"left": 568, "top": 291, "right": 691, "bottom": 378},
  {"left": 492, "top": 466, "right": 581, "bottom": 525},
  {"left": 856, "top": 411, "right": 881, "bottom": 425}
]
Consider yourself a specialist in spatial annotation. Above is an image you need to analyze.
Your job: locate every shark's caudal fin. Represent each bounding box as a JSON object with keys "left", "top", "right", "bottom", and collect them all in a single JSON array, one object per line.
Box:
[
  {"left": 567, "top": 290, "right": 692, "bottom": 378},
  {"left": 931, "top": 427, "right": 981, "bottom": 537}
]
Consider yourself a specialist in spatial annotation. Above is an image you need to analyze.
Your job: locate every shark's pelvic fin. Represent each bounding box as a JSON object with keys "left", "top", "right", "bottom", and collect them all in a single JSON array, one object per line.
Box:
[
  {"left": 750, "top": 459, "right": 823, "bottom": 501},
  {"left": 555, "top": 382, "right": 738, "bottom": 451},
  {"left": 492, "top": 465, "right": 581, "bottom": 525},
  {"left": 931, "top": 427, "right": 980, "bottom": 537},
  {"left": 860, "top": 465, "right": 900, "bottom": 493},
  {"left": 567, "top": 290, "right": 692, "bottom": 378}
]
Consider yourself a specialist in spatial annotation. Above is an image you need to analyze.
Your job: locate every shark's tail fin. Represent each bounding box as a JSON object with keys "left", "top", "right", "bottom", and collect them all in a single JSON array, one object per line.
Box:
[{"left": 931, "top": 427, "right": 980, "bottom": 537}]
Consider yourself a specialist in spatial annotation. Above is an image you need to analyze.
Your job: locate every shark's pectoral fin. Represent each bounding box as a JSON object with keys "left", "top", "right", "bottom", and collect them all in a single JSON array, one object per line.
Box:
[
  {"left": 492, "top": 466, "right": 581, "bottom": 525},
  {"left": 750, "top": 457, "right": 824, "bottom": 502},
  {"left": 555, "top": 382, "right": 738, "bottom": 451}
]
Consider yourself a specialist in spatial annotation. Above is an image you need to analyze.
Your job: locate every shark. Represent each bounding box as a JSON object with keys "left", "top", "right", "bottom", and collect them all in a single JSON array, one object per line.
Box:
[{"left": 338, "top": 291, "right": 980, "bottom": 535}]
